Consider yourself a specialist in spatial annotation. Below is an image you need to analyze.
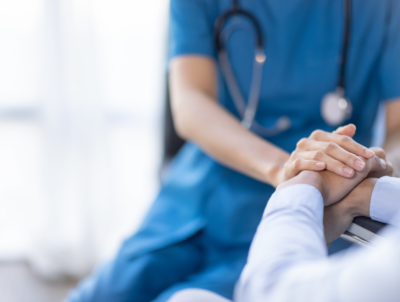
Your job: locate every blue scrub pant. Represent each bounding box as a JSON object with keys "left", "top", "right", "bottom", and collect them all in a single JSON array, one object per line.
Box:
[{"left": 65, "top": 232, "right": 247, "bottom": 302}]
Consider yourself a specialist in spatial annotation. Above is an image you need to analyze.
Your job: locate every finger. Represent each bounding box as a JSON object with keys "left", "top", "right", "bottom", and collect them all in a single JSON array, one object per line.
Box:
[
  {"left": 310, "top": 130, "right": 375, "bottom": 159},
  {"left": 299, "top": 139, "right": 367, "bottom": 172},
  {"left": 297, "top": 150, "right": 355, "bottom": 178},
  {"left": 369, "top": 147, "right": 386, "bottom": 160},
  {"left": 369, "top": 155, "right": 387, "bottom": 173},
  {"left": 333, "top": 124, "right": 356, "bottom": 137},
  {"left": 288, "top": 158, "right": 326, "bottom": 178},
  {"left": 370, "top": 165, "right": 394, "bottom": 178},
  {"left": 368, "top": 155, "right": 393, "bottom": 178}
]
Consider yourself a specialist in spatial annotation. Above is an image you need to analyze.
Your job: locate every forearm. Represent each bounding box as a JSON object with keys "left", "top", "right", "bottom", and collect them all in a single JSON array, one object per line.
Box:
[{"left": 171, "top": 77, "right": 288, "bottom": 187}]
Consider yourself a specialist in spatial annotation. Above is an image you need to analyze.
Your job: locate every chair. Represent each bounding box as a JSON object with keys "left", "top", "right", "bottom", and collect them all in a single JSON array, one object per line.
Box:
[
  {"left": 341, "top": 217, "right": 387, "bottom": 247},
  {"left": 162, "top": 74, "right": 185, "bottom": 167}
]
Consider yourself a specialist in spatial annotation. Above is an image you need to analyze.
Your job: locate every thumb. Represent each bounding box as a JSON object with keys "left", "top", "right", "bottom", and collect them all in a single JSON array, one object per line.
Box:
[{"left": 333, "top": 124, "right": 356, "bottom": 138}]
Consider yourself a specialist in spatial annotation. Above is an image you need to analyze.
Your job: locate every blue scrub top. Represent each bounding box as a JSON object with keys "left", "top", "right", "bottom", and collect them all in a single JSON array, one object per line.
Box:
[{"left": 122, "top": 0, "right": 400, "bottom": 259}]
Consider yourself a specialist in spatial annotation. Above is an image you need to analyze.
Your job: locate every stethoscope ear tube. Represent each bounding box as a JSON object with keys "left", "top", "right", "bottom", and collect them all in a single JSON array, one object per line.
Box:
[
  {"left": 216, "top": 4, "right": 291, "bottom": 136},
  {"left": 214, "top": 8, "right": 264, "bottom": 53}
]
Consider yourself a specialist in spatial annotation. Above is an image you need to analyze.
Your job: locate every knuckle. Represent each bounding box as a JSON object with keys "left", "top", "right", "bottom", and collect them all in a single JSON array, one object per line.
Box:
[
  {"left": 339, "top": 135, "right": 351, "bottom": 144},
  {"left": 374, "top": 148, "right": 385, "bottom": 158},
  {"left": 324, "top": 142, "right": 337, "bottom": 153},
  {"left": 294, "top": 158, "right": 303, "bottom": 169},
  {"left": 312, "top": 150, "right": 324, "bottom": 160},
  {"left": 296, "top": 138, "right": 308, "bottom": 149},
  {"left": 291, "top": 150, "right": 299, "bottom": 159},
  {"left": 346, "top": 153, "right": 357, "bottom": 162},
  {"left": 311, "top": 130, "right": 323, "bottom": 139}
]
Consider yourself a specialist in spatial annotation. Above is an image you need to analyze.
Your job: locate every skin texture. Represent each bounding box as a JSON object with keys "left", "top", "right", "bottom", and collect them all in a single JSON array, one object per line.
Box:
[
  {"left": 277, "top": 154, "right": 388, "bottom": 206},
  {"left": 323, "top": 178, "right": 378, "bottom": 243},
  {"left": 170, "top": 56, "right": 377, "bottom": 188}
]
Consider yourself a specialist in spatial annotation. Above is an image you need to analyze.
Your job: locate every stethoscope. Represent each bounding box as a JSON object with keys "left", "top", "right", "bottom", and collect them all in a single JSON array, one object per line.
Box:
[{"left": 215, "top": 0, "right": 353, "bottom": 136}]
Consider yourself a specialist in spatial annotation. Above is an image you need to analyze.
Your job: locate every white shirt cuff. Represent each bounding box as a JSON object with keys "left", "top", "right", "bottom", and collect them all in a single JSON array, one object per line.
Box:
[{"left": 370, "top": 176, "right": 400, "bottom": 226}]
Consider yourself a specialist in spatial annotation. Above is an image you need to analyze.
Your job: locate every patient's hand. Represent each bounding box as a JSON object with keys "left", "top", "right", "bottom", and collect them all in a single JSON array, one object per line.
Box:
[
  {"left": 323, "top": 178, "right": 378, "bottom": 243},
  {"left": 323, "top": 149, "right": 392, "bottom": 243},
  {"left": 277, "top": 144, "right": 392, "bottom": 243}
]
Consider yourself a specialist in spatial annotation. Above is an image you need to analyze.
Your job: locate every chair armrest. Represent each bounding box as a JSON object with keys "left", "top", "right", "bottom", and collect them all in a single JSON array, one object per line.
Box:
[{"left": 340, "top": 216, "right": 387, "bottom": 248}]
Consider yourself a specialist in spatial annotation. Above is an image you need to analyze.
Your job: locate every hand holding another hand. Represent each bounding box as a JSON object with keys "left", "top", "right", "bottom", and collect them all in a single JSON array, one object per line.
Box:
[
  {"left": 274, "top": 124, "right": 375, "bottom": 186},
  {"left": 277, "top": 150, "right": 389, "bottom": 207}
]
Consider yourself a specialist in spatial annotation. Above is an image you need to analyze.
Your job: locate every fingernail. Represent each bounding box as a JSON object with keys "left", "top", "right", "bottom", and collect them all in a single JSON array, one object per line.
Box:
[
  {"left": 354, "top": 159, "right": 365, "bottom": 171},
  {"left": 343, "top": 167, "right": 354, "bottom": 176},
  {"left": 365, "top": 149, "right": 375, "bottom": 158},
  {"left": 380, "top": 159, "right": 387, "bottom": 169},
  {"left": 316, "top": 162, "right": 325, "bottom": 169}
]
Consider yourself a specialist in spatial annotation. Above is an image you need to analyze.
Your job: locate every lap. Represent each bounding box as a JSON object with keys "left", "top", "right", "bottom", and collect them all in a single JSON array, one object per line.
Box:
[
  {"left": 65, "top": 232, "right": 248, "bottom": 302},
  {"left": 66, "top": 233, "right": 203, "bottom": 302}
]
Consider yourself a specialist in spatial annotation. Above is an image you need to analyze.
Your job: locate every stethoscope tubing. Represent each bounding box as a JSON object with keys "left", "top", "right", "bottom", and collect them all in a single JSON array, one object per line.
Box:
[
  {"left": 339, "top": 0, "right": 351, "bottom": 90},
  {"left": 215, "top": 0, "right": 351, "bottom": 135}
]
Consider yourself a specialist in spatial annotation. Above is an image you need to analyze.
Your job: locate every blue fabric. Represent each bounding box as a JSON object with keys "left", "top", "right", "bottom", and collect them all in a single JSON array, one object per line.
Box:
[
  {"left": 67, "top": 231, "right": 248, "bottom": 302},
  {"left": 68, "top": 1, "right": 400, "bottom": 301},
  {"left": 169, "top": 0, "right": 400, "bottom": 149}
]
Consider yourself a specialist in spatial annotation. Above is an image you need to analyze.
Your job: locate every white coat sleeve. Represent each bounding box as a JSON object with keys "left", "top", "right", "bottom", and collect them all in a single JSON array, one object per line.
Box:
[{"left": 235, "top": 181, "right": 400, "bottom": 302}]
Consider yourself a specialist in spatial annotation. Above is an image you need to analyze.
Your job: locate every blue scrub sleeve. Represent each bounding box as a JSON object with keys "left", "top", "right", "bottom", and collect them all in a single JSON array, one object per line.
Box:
[
  {"left": 379, "top": 0, "right": 400, "bottom": 101},
  {"left": 169, "top": 0, "right": 217, "bottom": 60}
]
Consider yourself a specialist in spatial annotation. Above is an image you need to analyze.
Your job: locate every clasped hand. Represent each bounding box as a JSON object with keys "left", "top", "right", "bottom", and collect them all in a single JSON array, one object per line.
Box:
[
  {"left": 277, "top": 124, "right": 392, "bottom": 205},
  {"left": 274, "top": 124, "right": 390, "bottom": 186},
  {"left": 277, "top": 124, "right": 393, "bottom": 243}
]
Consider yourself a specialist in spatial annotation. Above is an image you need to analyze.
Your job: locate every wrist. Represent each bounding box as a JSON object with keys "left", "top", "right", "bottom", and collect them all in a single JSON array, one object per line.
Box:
[
  {"left": 298, "top": 171, "right": 326, "bottom": 198},
  {"left": 349, "top": 178, "right": 378, "bottom": 217},
  {"left": 277, "top": 171, "right": 325, "bottom": 197},
  {"left": 265, "top": 154, "right": 290, "bottom": 187}
]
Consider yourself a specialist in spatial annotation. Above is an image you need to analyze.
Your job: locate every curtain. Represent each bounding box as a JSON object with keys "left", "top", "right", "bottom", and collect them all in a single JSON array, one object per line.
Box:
[{"left": 0, "top": 0, "right": 167, "bottom": 279}]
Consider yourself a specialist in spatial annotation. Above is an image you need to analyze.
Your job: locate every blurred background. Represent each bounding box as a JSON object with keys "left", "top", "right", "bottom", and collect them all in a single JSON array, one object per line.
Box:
[
  {"left": 0, "top": 0, "right": 396, "bottom": 301},
  {"left": 0, "top": 0, "right": 168, "bottom": 300}
]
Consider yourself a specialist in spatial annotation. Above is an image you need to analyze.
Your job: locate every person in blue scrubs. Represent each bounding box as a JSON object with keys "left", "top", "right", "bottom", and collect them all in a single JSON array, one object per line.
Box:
[{"left": 66, "top": 1, "right": 400, "bottom": 301}]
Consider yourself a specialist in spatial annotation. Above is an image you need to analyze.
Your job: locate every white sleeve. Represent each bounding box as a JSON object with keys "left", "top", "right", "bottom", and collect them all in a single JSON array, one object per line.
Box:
[
  {"left": 235, "top": 183, "right": 400, "bottom": 302},
  {"left": 370, "top": 176, "right": 400, "bottom": 226},
  {"left": 235, "top": 184, "right": 331, "bottom": 302}
]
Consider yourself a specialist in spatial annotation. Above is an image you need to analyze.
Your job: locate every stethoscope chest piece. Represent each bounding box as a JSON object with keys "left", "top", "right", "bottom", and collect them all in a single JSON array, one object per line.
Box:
[{"left": 321, "top": 89, "right": 352, "bottom": 126}]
